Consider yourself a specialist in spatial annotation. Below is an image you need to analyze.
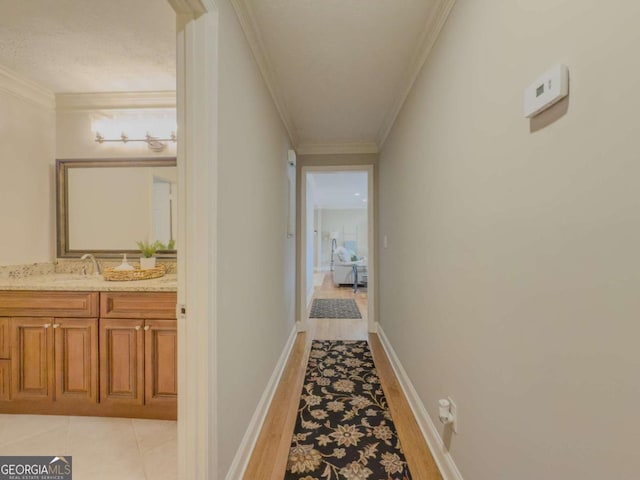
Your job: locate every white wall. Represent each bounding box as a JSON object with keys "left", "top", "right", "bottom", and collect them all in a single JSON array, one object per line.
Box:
[
  {"left": 215, "top": 0, "right": 295, "bottom": 476},
  {"left": 56, "top": 109, "right": 177, "bottom": 159},
  {"left": 314, "top": 208, "right": 322, "bottom": 271},
  {"left": 306, "top": 176, "right": 315, "bottom": 302},
  {"left": 378, "top": 2, "right": 640, "bottom": 479},
  {"left": 0, "top": 75, "right": 55, "bottom": 265}
]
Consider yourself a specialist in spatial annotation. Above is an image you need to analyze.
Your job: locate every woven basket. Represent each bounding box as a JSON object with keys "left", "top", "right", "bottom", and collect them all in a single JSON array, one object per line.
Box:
[{"left": 102, "top": 264, "right": 167, "bottom": 282}]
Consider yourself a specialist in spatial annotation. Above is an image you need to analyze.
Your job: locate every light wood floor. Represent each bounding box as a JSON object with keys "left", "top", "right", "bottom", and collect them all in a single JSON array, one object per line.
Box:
[
  {"left": 306, "top": 271, "right": 368, "bottom": 340},
  {"left": 243, "top": 273, "right": 442, "bottom": 480}
]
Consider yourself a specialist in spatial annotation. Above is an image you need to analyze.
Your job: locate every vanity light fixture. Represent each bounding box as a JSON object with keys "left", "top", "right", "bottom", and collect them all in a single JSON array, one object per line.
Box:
[{"left": 94, "top": 131, "right": 177, "bottom": 152}]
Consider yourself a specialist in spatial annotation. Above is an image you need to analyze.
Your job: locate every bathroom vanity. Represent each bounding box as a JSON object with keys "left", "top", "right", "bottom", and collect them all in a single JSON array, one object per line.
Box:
[
  {"left": 0, "top": 274, "right": 177, "bottom": 420},
  {"left": 0, "top": 157, "right": 180, "bottom": 420}
]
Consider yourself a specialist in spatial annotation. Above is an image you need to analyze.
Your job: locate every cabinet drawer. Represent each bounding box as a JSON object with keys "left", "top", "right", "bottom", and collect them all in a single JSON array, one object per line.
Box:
[
  {"left": 100, "top": 292, "right": 177, "bottom": 319},
  {"left": 0, "top": 291, "right": 98, "bottom": 318}
]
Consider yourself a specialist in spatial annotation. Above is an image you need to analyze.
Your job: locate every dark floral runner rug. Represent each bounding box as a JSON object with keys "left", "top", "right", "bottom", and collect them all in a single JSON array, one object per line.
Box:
[{"left": 284, "top": 340, "right": 412, "bottom": 480}]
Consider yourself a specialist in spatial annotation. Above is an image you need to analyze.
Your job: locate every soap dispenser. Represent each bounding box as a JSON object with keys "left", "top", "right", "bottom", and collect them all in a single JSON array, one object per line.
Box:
[{"left": 114, "top": 254, "right": 135, "bottom": 271}]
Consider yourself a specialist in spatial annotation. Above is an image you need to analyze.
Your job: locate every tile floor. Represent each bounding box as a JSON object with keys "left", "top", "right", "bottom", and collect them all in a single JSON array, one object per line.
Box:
[{"left": 0, "top": 414, "right": 176, "bottom": 480}]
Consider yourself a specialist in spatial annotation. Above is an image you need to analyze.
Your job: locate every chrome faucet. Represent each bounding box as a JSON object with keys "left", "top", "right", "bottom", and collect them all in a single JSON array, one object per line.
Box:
[{"left": 80, "top": 253, "right": 101, "bottom": 275}]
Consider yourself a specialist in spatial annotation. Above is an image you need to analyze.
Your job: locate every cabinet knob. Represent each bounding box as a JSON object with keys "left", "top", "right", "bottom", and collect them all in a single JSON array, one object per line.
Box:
[
  {"left": 43, "top": 323, "right": 51, "bottom": 329},
  {"left": 53, "top": 323, "right": 60, "bottom": 329},
  {"left": 143, "top": 326, "right": 150, "bottom": 331},
  {"left": 135, "top": 326, "right": 141, "bottom": 331}
]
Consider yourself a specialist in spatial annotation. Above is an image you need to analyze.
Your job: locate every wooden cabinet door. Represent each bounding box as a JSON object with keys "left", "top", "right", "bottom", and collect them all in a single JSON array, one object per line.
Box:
[
  {"left": 11, "top": 317, "right": 54, "bottom": 401},
  {"left": 0, "top": 317, "right": 9, "bottom": 359},
  {"left": 0, "top": 318, "right": 9, "bottom": 399},
  {"left": 100, "top": 319, "right": 144, "bottom": 405},
  {"left": 54, "top": 318, "right": 98, "bottom": 404},
  {"left": 0, "top": 360, "right": 9, "bottom": 401},
  {"left": 144, "top": 320, "right": 177, "bottom": 406}
]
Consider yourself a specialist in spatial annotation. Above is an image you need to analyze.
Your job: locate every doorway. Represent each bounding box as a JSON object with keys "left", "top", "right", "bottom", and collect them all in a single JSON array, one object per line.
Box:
[{"left": 299, "top": 165, "right": 376, "bottom": 335}]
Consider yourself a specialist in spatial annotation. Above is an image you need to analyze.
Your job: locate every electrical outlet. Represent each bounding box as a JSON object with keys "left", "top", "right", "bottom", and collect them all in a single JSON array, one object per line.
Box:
[
  {"left": 383, "top": 235, "right": 388, "bottom": 249},
  {"left": 448, "top": 396, "right": 457, "bottom": 434}
]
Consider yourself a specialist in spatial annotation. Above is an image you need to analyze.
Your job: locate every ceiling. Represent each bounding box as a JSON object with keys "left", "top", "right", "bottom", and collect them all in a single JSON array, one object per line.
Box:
[
  {"left": 0, "top": 0, "right": 175, "bottom": 93},
  {"left": 238, "top": 0, "right": 454, "bottom": 153},
  {"left": 0, "top": 0, "right": 454, "bottom": 153},
  {"left": 308, "top": 172, "right": 368, "bottom": 210}
]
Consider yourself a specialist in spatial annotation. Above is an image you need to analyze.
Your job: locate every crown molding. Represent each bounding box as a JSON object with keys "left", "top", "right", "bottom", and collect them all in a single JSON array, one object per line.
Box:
[
  {"left": 296, "top": 142, "right": 379, "bottom": 156},
  {"left": 0, "top": 64, "right": 55, "bottom": 110},
  {"left": 168, "top": 0, "right": 217, "bottom": 16},
  {"left": 376, "top": 0, "right": 456, "bottom": 148},
  {"left": 169, "top": 0, "right": 210, "bottom": 16},
  {"left": 229, "top": 0, "right": 298, "bottom": 145},
  {"left": 55, "top": 91, "right": 177, "bottom": 111}
]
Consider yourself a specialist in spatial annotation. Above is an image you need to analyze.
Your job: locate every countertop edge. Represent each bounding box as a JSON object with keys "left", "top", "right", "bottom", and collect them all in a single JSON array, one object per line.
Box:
[{"left": 0, "top": 274, "right": 177, "bottom": 292}]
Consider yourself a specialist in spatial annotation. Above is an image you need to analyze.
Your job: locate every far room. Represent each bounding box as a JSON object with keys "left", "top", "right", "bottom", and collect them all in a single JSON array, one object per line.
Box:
[{"left": 304, "top": 170, "right": 370, "bottom": 333}]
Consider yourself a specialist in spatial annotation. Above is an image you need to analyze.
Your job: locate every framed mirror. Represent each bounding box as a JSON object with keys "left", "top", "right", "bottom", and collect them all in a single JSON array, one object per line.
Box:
[{"left": 56, "top": 158, "right": 177, "bottom": 258}]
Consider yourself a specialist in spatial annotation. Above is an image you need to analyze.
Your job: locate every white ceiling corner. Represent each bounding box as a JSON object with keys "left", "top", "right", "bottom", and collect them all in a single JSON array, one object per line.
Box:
[
  {"left": 168, "top": 0, "right": 213, "bottom": 16},
  {"left": 229, "top": 0, "right": 299, "bottom": 145},
  {"left": 296, "top": 142, "right": 379, "bottom": 156},
  {"left": 0, "top": 63, "right": 54, "bottom": 109},
  {"left": 376, "top": 0, "right": 457, "bottom": 148},
  {"left": 234, "top": 0, "right": 456, "bottom": 155}
]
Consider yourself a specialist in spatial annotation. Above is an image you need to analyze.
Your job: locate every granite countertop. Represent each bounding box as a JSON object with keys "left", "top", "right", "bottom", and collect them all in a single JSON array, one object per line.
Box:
[{"left": 0, "top": 273, "right": 178, "bottom": 292}]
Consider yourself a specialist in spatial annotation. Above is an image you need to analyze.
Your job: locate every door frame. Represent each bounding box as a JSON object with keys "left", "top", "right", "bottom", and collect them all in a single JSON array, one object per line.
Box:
[
  {"left": 298, "top": 165, "right": 376, "bottom": 333},
  {"left": 169, "top": 1, "right": 218, "bottom": 479}
]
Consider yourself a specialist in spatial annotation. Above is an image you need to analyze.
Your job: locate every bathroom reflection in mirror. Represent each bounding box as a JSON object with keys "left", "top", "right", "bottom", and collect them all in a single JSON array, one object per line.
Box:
[{"left": 56, "top": 158, "right": 177, "bottom": 258}]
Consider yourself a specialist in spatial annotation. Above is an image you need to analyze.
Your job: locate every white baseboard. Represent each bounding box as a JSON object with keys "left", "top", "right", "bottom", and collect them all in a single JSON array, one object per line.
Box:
[
  {"left": 377, "top": 325, "right": 464, "bottom": 480},
  {"left": 225, "top": 326, "right": 298, "bottom": 480}
]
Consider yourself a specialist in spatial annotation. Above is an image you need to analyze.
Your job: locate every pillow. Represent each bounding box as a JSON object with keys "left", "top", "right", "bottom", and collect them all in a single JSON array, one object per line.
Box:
[{"left": 335, "top": 246, "right": 349, "bottom": 263}]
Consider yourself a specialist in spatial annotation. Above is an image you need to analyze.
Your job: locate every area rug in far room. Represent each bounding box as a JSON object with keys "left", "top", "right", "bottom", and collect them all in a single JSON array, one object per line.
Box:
[
  {"left": 284, "top": 340, "right": 412, "bottom": 480},
  {"left": 309, "top": 299, "right": 362, "bottom": 319}
]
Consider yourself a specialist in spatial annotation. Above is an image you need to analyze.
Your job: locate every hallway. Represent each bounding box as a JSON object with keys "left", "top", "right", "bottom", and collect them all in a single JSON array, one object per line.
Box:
[{"left": 243, "top": 273, "right": 442, "bottom": 479}]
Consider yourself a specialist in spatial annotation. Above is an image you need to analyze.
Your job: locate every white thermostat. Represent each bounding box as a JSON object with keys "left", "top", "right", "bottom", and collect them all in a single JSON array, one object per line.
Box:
[{"left": 524, "top": 64, "right": 569, "bottom": 118}]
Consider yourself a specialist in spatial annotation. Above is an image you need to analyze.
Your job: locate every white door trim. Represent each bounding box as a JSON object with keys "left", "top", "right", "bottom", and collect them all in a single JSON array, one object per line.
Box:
[
  {"left": 170, "top": 1, "right": 218, "bottom": 479},
  {"left": 299, "top": 165, "right": 376, "bottom": 333}
]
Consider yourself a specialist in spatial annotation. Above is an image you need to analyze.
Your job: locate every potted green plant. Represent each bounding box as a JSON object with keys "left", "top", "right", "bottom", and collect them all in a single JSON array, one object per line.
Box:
[
  {"left": 156, "top": 239, "right": 176, "bottom": 251},
  {"left": 137, "top": 240, "right": 161, "bottom": 269}
]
